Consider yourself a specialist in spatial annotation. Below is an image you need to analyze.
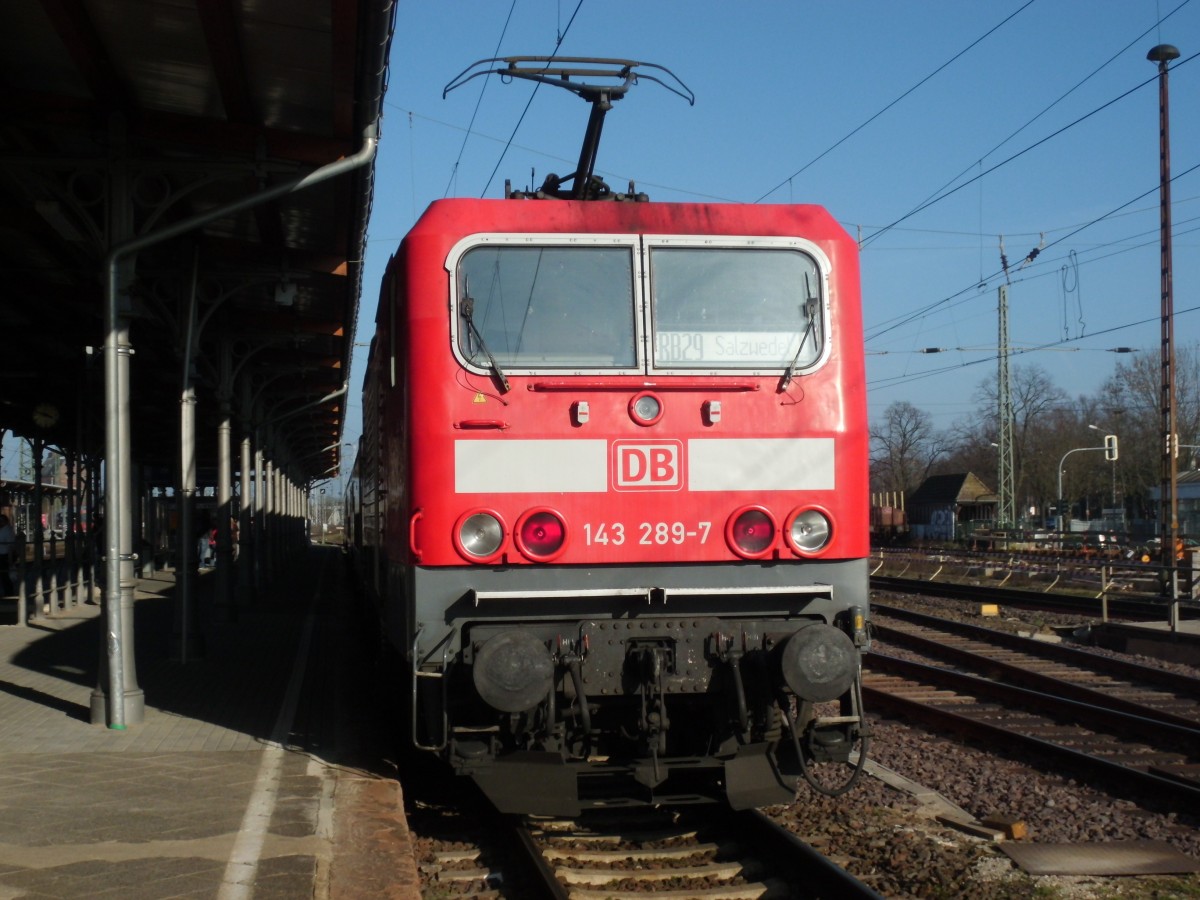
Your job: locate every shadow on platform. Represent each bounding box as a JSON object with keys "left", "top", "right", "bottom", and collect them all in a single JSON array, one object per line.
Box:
[{"left": 0, "top": 545, "right": 395, "bottom": 778}]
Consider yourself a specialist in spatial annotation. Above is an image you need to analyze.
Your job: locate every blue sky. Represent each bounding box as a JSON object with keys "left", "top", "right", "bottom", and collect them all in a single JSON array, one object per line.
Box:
[{"left": 344, "top": 0, "right": 1200, "bottom": 449}]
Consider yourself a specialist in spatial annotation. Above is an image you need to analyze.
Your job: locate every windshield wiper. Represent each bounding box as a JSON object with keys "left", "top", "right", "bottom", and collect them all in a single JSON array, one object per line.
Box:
[
  {"left": 461, "top": 293, "right": 511, "bottom": 394},
  {"left": 778, "top": 274, "right": 819, "bottom": 392}
]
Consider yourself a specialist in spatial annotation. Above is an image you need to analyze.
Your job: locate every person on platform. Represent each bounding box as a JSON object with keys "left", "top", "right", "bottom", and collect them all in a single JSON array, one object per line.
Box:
[{"left": 196, "top": 513, "right": 214, "bottom": 568}]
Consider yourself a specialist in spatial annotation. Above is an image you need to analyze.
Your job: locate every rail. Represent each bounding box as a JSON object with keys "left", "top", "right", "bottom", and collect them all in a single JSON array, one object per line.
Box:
[
  {"left": 871, "top": 573, "right": 1200, "bottom": 622},
  {"left": 865, "top": 652, "right": 1200, "bottom": 810},
  {"left": 871, "top": 604, "right": 1200, "bottom": 726}
]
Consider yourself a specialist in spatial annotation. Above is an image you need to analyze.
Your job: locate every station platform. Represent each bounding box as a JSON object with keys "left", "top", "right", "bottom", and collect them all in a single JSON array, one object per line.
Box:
[
  {"left": 1089, "top": 614, "right": 1200, "bottom": 666},
  {"left": 0, "top": 546, "right": 421, "bottom": 899}
]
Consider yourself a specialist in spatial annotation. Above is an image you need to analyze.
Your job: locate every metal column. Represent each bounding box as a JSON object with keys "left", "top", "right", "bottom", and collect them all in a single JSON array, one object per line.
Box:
[
  {"left": 1149, "top": 43, "right": 1181, "bottom": 620},
  {"left": 215, "top": 341, "right": 235, "bottom": 620}
]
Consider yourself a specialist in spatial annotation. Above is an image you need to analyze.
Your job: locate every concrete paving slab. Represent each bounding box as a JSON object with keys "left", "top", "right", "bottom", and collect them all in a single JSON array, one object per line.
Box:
[{"left": 0, "top": 547, "right": 420, "bottom": 899}]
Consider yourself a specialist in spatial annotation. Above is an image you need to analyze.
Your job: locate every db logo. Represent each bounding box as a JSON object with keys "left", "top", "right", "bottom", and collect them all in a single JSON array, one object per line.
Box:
[{"left": 612, "top": 440, "right": 684, "bottom": 491}]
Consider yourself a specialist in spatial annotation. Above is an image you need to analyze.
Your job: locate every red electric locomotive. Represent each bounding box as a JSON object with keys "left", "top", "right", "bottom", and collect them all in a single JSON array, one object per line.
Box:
[{"left": 348, "top": 59, "right": 870, "bottom": 814}]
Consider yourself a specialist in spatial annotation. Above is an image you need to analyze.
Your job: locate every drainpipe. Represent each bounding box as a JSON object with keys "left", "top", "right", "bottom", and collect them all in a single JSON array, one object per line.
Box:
[{"left": 100, "top": 125, "right": 378, "bottom": 729}]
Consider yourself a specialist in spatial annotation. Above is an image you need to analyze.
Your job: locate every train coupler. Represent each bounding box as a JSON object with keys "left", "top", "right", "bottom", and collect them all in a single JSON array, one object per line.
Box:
[{"left": 627, "top": 641, "right": 672, "bottom": 756}]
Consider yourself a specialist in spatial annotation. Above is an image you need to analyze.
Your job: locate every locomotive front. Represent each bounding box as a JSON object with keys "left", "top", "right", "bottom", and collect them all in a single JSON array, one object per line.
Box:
[{"left": 368, "top": 198, "right": 871, "bottom": 814}]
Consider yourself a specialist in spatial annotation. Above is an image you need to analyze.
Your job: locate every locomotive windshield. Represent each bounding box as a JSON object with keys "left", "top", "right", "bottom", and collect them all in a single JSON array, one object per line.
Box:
[
  {"left": 650, "top": 247, "right": 824, "bottom": 370},
  {"left": 451, "top": 238, "right": 828, "bottom": 375},
  {"left": 458, "top": 245, "right": 637, "bottom": 368}
]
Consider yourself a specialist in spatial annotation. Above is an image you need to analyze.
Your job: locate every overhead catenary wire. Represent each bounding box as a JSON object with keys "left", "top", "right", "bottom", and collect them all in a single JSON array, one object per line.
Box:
[
  {"left": 754, "top": 0, "right": 1040, "bottom": 204},
  {"left": 373, "top": 98, "right": 1199, "bottom": 338},
  {"left": 395, "top": 92, "right": 1200, "bottom": 218},
  {"left": 864, "top": 161, "right": 1200, "bottom": 343},
  {"left": 844, "top": 192, "right": 1200, "bottom": 245},
  {"left": 397, "top": 5, "right": 1196, "bottom": 397},
  {"left": 383, "top": 101, "right": 741, "bottom": 204},
  {"left": 443, "top": 0, "right": 519, "bottom": 198},
  {"left": 867, "top": 302, "right": 1200, "bottom": 392},
  {"left": 479, "top": 0, "right": 586, "bottom": 198},
  {"left": 865, "top": 219, "right": 1200, "bottom": 350},
  {"left": 864, "top": 209, "right": 1200, "bottom": 389},
  {"left": 865, "top": 214, "right": 1200, "bottom": 351},
  {"left": 861, "top": 50, "right": 1199, "bottom": 249},
  {"left": 885, "top": 0, "right": 1194, "bottom": 247}
]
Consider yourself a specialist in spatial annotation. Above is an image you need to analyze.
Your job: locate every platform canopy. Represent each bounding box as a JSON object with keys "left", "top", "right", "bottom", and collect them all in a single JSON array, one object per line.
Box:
[{"left": 0, "top": 0, "right": 395, "bottom": 484}]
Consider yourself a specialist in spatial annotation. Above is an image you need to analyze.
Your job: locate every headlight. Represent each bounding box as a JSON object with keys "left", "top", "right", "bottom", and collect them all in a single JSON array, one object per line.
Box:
[
  {"left": 629, "top": 391, "right": 664, "bottom": 426},
  {"left": 454, "top": 510, "right": 505, "bottom": 562},
  {"left": 786, "top": 507, "right": 832, "bottom": 555}
]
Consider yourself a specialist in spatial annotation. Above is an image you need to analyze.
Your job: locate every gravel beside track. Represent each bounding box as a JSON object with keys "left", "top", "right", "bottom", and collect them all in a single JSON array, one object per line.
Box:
[
  {"left": 774, "top": 716, "right": 1200, "bottom": 898},
  {"left": 776, "top": 588, "right": 1200, "bottom": 898},
  {"left": 411, "top": 714, "right": 1200, "bottom": 899}
]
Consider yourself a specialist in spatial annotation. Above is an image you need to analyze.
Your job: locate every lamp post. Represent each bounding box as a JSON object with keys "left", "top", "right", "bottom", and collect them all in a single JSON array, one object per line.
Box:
[{"left": 1149, "top": 42, "right": 1180, "bottom": 607}]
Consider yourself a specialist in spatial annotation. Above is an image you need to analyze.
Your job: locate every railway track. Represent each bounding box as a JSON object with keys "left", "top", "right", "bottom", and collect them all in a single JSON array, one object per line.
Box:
[
  {"left": 864, "top": 609, "right": 1200, "bottom": 811},
  {"left": 871, "top": 573, "right": 1200, "bottom": 621},
  {"left": 872, "top": 602, "right": 1200, "bottom": 728},
  {"left": 409, "top": 584, "right": 1199, "bottom": 896},
  {"left": 427, "top": 806, "right": 882, "bottom": 900},
  {"left": 408, "top": 757, "right": 882, "bottom": 899}
]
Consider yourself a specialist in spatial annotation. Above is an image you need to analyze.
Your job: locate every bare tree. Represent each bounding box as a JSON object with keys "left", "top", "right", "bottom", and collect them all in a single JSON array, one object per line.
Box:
[
  {"left": 1098, "top": 343, "right": 1200, "bottom": 522},
  {"left": 966, "top": 364, "right": 1070, "bottom": 524},
  {"left": 866, "top": 345, "right": 1200, "bottom": 532},
  {"left": 869, "top": 401, "right": 948, "bottom": 496}
]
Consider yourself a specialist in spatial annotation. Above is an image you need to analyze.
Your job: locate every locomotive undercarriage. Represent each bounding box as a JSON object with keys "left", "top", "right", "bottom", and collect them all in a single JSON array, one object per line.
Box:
[{"left": 414, "top": 611, "right": 869, "bottom": 815}]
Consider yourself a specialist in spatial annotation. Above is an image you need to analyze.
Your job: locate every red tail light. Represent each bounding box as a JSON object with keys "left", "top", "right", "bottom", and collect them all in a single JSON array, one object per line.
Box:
[
  {"left": 516, "top": 509, "right": 567, "bottom": 561},
  {"left": 726, "top": 507, "right": 776, "bottom": 559}
]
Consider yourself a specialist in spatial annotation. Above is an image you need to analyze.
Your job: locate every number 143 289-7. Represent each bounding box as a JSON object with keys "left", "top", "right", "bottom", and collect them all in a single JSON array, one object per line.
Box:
[{"left": 583, "top": 521, "right": 712, "bottom": 546}]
